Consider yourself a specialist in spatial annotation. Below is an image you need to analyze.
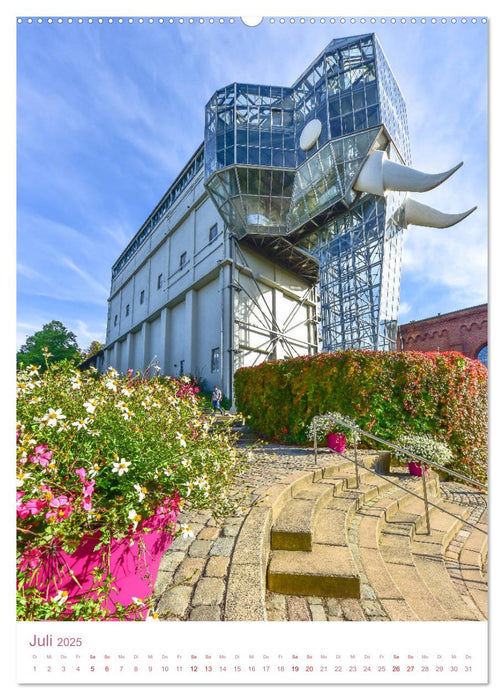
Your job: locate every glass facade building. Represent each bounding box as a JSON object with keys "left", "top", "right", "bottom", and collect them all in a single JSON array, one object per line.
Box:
[{"left": 204, "top": 33, "right": 411, "bottom": 352}]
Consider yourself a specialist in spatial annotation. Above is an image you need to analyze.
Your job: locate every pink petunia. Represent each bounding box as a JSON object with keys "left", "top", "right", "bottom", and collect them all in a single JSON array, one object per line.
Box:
[
  {"left": 75, "top": 468, "right": 87, "bottom": 483},
  {"left": 29, "top": 445, "right": 53, "bottom": 468}
]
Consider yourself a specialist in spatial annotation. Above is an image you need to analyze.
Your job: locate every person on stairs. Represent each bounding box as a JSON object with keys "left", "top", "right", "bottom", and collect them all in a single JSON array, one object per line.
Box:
[{"left": 212, "top": 386, "right": 224, "bottom": 416}]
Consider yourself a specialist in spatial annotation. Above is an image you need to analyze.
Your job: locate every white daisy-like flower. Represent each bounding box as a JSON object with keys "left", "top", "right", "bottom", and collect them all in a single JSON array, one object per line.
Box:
[
  {"left": 71, "top": 379, "right": 82, "bottom": 390},
  {"left": 52, "top": 590, "right": 69, "bottom": 606},
  {"left": 131, "top": 596, "right": 143, "bottom": 606},
  {"left": 176, "top": 432, "right": 187, "bottom": 448},
  {"left": 89, "top": 463, "right": 101, "bottom": 478},
  {"left": 112, "top": 458, "right": 131, "bottom": 476},
  {"left": 146, "top": 611, "right": 160, "bottom": 621},
  {"left": 184, "top": 482, "right": 194, "bottom": 496},
  {"left": 134, "top": 484, "right": 146, "bottom": 502},
  {"left": 28, "top": 396, "right": 42, "bottom": 405},
  {"left": 16, "top": 471, "right": 32, "bottom": 487},
  {"left": 107, "top": 367, "right": 119, "bottom": 377},
  {"left": 121, "top": 387, "right": 133, "bottom": 397},
  {"left": 43, "top": 408, "right": 66, "bottom": 428},
  {"left": 83, "top": 398, "right": 99, "bottom": 414},
  {"left": 71, "top": 416, "right": 92, "bottom": 432},
  {"left": 178, "top": 523, "right": 194, "bottom": 539}
]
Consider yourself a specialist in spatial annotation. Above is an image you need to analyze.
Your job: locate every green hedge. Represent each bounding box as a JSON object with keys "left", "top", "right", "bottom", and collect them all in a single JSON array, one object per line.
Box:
[{"left": 234, "top": 351, "right": 487, "bottom": 484}]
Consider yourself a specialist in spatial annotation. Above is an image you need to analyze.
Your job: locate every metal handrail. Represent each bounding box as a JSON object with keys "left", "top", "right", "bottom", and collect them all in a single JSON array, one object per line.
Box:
[{"left": 312, "top": 414, "right": 487, "bottom": 536}]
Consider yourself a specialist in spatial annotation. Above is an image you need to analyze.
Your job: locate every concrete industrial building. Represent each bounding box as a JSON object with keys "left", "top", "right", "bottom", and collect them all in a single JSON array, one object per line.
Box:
[{"left": 90, "top": 34, "right": 475, "bottom": 399}]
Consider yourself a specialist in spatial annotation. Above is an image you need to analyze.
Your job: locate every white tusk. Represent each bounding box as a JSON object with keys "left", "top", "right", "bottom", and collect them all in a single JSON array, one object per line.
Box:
[
  {"left": 402, "top": 198, "right": 477, "bottom": 229},
  {"left": 354, "top": 150, "right": 463, "bottom": 197}
]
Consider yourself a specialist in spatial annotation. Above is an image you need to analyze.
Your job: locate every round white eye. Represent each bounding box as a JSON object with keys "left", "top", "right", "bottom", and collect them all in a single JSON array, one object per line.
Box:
[{"left": 299, "top": 119, "right": 322, "bottom": 151}]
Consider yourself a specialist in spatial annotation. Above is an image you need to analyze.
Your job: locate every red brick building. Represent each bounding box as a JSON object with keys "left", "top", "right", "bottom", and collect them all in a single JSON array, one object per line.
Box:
[{"left": 398, "top": 303, "right": 488, "bottom": 365}]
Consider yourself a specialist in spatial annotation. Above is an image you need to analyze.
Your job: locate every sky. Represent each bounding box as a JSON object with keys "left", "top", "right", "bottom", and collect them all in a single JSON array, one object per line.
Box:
[{"left": 16, "top": 14, "right": 488, "bottom": 352}]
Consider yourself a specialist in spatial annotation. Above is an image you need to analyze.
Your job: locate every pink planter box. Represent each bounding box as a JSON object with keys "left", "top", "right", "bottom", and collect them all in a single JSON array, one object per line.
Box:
[
  {"left": 327, "top": 433, "right": 346, "bottom": 453},
  {"left": 28, "top": 509, "right": 178, "bottom": 620},
  {"left": 407, "top": 461, "right": 428, "bottom": 476}
]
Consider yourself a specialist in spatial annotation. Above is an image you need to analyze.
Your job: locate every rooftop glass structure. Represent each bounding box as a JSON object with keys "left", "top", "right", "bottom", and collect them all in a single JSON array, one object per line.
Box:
[{"left": 204, "top": 33, "right": 412, "bottom": 351}]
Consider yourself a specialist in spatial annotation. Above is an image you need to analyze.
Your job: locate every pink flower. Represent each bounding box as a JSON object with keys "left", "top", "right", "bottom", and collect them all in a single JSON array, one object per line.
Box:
[
  {"left": 82, "top": 496, "right": 93, "bottom": 511},
  {"left": 18, "top": 548, "right": 43, "bottom": 571},
  {"left": 49, "top": 495, "right": 69, "bottom": 508},
  {"left": 17, "top": 497, "right": 46, "bottom": 518},
  {"left": 29, "top": 445, "right": 53, "bottom": 467},
  {"left": 82, "top": 480, "right": 95, "bottom": 497},
  {"left": 75, "top": 468, "right": 87, "bottom": 482}
]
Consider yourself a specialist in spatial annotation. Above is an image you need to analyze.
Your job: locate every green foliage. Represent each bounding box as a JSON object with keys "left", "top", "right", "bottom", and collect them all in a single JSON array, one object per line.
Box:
[
  {"left": 17, "top": 320, "right": 82, "bottom": 369},
  {"left": 234, "top": 351, "right": 487, "bottom": 484},
  {"left": 17, "top": 356, "right": 248, "bottom": 620}
]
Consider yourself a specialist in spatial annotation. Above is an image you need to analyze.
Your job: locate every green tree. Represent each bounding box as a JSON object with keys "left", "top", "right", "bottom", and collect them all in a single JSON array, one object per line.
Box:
[
  {"left": 84, "top": 340, "right": 104, "bottom": 358},
  {"left": 17, "top": 320, "right": 82, "bottom": 369}
]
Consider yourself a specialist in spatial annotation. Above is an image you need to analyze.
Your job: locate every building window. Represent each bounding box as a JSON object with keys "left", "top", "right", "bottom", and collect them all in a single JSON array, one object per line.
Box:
[
  {"left": 477, "top": 344, "right": 488, "bottom": 367},
  {"left": 140, "top": 290, "right": 145, "bottom": 304},
  {"left": 211, "top": 347, "right": 221, "bottom": 372},
  {"left": 125, "top": 304, "right": 130, "bottom": 317},
  {"left": 180, "top": 251, "right": 187, "bottom": 268},
  {"left": 114, "top": 314, "right": 118, "bottom": 327},
  {"left": 157, "top": 273, "right": 163, "bottom": 290},
  {"left": 209, "top": 223, "right": 218, "bottom": 243}
]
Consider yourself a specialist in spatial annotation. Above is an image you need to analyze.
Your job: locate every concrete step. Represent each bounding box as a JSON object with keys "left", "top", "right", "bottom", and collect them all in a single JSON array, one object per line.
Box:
[
  {"left": 445, "top": 512, "right": 488, "bottom": 619},
  {"left": 354, "top": 476, "right": 441, "bottom": 621},
  {"left": 410, "top": 503, "right": 484, "bottom": 621},
  {"left": 267, "top": 544, "right": 360, "bottom": 598},
  {"left": 377, "top": 497, "right": 473, "bottom": 621}
]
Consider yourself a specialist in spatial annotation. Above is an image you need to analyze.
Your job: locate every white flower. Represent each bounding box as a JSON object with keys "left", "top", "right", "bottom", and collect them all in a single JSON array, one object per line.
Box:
[
  {"left": 184, "top": 482, "right": 194, "bottom": 496},
  {"left": 141, "top": 398, "right": 152, "bottom": 409},
  {"left": 89, "top": 463, "right": 100, "bottom": 478},
  {"left": 112, "top": 458, "right": 131, "bottom": 476},
  {"left": 71, "top": 416, "right": 92, "bottom": 432},
  {"left": 16, "top": 471, "right": 32, "bottom": 487},
  {"left": 176, "top": 432, "right": 187, "bottom": 448},
  {"left": 83, "top": 398, "right": 99, "bottom": 414},
  {"left": 28, "top": 396, "right": 42, "bottom": 405},
  {"left": 121, "top": 387, "right": 133, "bottom": 397},
  {"left": 43, "top": 408, "right": 66, "bottom": 428},
  {"left": 121, "top": 408, "right": 135, "bottom": 421},
  {"left": 52, "top": 590, "right": 69, "bottom": 606},
  {"left": 146, "top": 611, "right": 160, "bottom": 621},
  {"left": 107, "top": 367, "right": 119, "bottom": 377},
  {"left": 131, "top": 596, "right": 143, "bottom": 606},
  {"left": 134, "top": 484, "right": 146, "bottom": 502},
  {"left": 104, "top": 378, "right": 119, "bottom": 392},
  {"left": 71, "top": 379, "right": 82, "bottom": 390},
  {"left": 178, "top": 523, "right": 194, "bottom": 539},
  {"left": 180, "top": 458, "right": 191, "bottom": 468}
]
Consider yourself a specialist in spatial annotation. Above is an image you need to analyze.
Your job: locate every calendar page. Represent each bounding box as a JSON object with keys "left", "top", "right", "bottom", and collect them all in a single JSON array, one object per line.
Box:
[{"left": 11, "top": 0, "right": 492, "bottom": 693}]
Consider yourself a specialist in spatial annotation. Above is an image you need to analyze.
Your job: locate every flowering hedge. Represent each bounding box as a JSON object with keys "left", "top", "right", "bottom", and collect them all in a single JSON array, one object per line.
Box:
[
  {"left": 17, "top": 357, "right": 247, "bottom": 620},
  {"left": 234, "top": 351, "right": 487, "bottom": 484}
]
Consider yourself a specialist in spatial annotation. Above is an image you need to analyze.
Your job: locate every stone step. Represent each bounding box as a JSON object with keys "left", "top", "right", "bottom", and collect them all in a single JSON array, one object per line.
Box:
[
  {"left": 410, "top": 503, "right": 484, "bottom": 621},
  {"left": 267, "top": 544, "right": 360, "bottom": 598},
  {"left": 353, "top": 476, "right": 441, "bottom": 621},
  {"left": 445, "top": 515, "right": 488, "bottom": 618},
  {"left": 377, "top": 498, "right": 472, "bottom": 621},
  {"left": 270, "top": 454, "right": 399, "bottom": 553}
]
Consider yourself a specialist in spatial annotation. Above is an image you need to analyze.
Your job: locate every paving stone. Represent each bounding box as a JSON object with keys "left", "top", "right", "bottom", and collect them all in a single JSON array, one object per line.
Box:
[
  {"left": 209, "top": 537, "right": 235, "bottom": 557},
  {"left": 156, "top": 585, "right": 193, "bottom": 618},
  {"left": 192, "top": 577, "right": 226, "bottom": 606},
  {"left": 189, "top": 606, "right": 222, "bottom": 621},
  {"left": 266, "top": 593, "right": 287, "bottom": 612},
  {"left": 286, "top": 596, "right": 311, "bottom": 621},
  {"left": 158, "top": 550, "right": 187, "bottom": 571},
  {"left": 341, "top": 599, "right": 366, "bottom": 621},
  {"left": 153, "top": 570, "right": 174, "bottom": 595},
  {"left": 189, "top": 539, "right": 214, "bottom": 557},
  {"left": 223, "top": 524, "right": 241, "bottom": 537},
  {"left": 310, "top": 604, "right": 327, "bottom": 621},
  {"left": 169, "top": 536, "right": 195, "bottom": 552},
  {"left": 198, "top": 527, "right": 221, "bottom": 540},
  {"left": 361, "top": 583, "right": 377, "bottom": 600},
  {"left": 326, "top": 599, "right": 344, "bottom": 617},
  {"left": 268, "top": 609, "right": 288, "bottom": 621},
  {"left": 362, "top": 600, "right": 387, "bottom": 618},
  {"left": 205, "top": 556, "right": 230, "bottom": 578},
  {"left": 173, "top": 557, "right": 206, "bottom": 584}
]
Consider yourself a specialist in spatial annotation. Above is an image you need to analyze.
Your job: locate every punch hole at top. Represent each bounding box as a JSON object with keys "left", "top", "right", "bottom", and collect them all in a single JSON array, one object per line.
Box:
[{"left": 241, "top": 17, "right": 263, "bottom": 27}]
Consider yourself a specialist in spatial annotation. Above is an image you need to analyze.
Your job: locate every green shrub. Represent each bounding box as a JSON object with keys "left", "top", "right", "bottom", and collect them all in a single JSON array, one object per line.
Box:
[{"left": 234, "top": 351, "right": 487, "bottom": 484}]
